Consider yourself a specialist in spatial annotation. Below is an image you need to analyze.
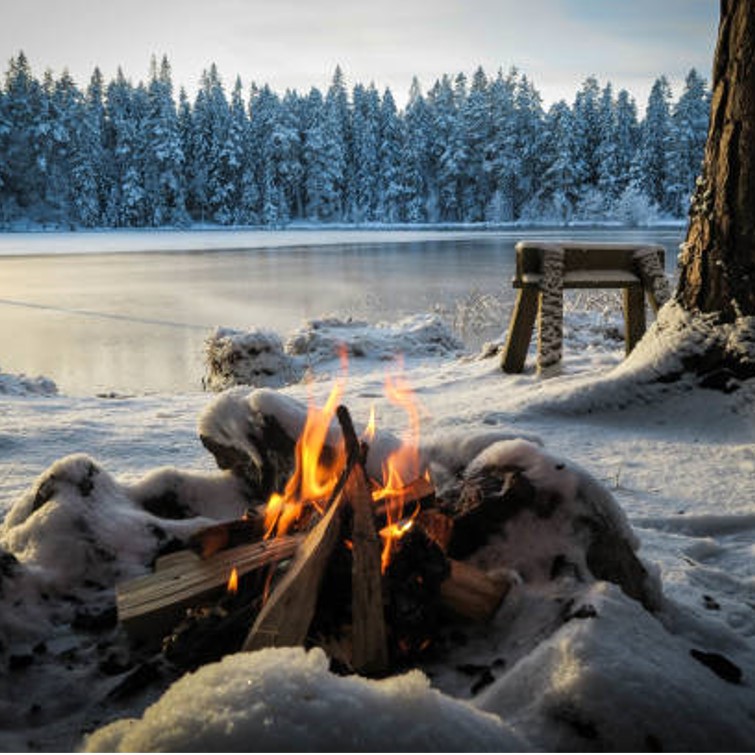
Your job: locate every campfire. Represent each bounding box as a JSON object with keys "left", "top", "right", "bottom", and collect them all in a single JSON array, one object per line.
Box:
[{"left": 116, "top": 360, "right": 658, "bottom": 680}]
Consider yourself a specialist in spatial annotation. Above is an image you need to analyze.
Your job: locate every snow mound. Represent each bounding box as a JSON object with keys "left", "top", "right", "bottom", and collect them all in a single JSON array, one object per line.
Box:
[
  {"left": 204, "top": 315, "right": 463, "bottom": 391},
  {"left": 524, "top": 301, "right": 755, "bottom": 414},
  {"left": 478, "top": 581, "right": 755, "bottom": 752},
  {"left": 286, "top": 313, "right": 464, "bottom": 364},
  {"left": 0, "top": 368, "right": 57, "bottom": 396},
  {"left": 0, "top": 454, "right": 249, "bottom": 594},
  {"left": 203, "top": 327, "right": 303, "bottom": 391},
  {"left": 83, "top": 646, "right": 524, "bottom": 753}
]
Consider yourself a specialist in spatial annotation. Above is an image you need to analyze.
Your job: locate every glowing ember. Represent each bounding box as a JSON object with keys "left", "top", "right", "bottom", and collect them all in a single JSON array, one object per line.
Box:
[{"left": 227, "top": 567, "right": 239, "bottom": 595}]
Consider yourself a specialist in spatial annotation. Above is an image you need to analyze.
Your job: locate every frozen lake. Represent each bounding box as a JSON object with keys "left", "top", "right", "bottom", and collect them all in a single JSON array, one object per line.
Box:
[{"left": 0, "top": 227, "right": 684, "bottom": 395}]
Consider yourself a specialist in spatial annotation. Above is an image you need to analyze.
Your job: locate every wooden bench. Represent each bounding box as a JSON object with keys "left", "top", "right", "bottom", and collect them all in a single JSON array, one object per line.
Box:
[{"left": 500, "top": 240, "right": 670, "bottom": 375}]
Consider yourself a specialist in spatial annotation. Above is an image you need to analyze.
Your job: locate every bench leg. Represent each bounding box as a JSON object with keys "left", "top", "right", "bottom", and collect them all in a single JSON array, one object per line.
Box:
[
  {"left": 536, "top": 249, "right": 565, "bottom": 377},
  {"left": 501, "top": 288, "right": 538, "bottom": 373},
  {"left": 623, "top": 284, "right": 646, "bottom": 355},
  {"left": 633, "top": 247, "right": 671, "bottom": 313}
]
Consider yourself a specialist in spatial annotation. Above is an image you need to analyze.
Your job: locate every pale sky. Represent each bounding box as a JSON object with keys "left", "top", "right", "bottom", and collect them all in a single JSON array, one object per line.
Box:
[{"left": 0, "top": 0, "right": 719, "bottom": 109}]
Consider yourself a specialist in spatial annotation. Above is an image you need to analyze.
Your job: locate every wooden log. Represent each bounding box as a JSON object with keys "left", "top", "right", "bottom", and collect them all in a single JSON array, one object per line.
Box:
[
  {"left": 416, "top": 509, "right": 454, "bottom": 553},
  {"left": 242, "top": 491, "right": 346, "bottom": 652},
  {"left": 337, "top": 405, "right": 389, "bottom": 676},
  {"left": 188, "top": 513, "right": 265, "bottom": 559},
  {"left": 440, "top": 560, "right": 511, "bottom": 622},
  {"left": 117, "top": 536, "right": 300, "bottom": 645},
  {"left": 372, "top": 476, "right": 436, "bottom": 521}
]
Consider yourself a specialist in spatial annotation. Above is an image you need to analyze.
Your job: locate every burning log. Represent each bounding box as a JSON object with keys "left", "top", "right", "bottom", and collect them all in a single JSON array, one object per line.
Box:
[
  {"left": 337, "top": 405, "right": 389, "bottom": 676},
  {"left": 188, "top": 513, "right": 265, "bottom": 559},
  {"left": 240, "top": 413, "right": 364, "bottom": 655},
  {"left": 242, "top": 490, "right": 346, "bottom": 652}
]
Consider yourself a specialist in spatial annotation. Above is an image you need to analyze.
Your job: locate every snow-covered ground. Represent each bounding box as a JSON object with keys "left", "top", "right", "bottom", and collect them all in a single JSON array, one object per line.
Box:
[{"left": 0, "top": 295, "right": 753, "bottom": 751}]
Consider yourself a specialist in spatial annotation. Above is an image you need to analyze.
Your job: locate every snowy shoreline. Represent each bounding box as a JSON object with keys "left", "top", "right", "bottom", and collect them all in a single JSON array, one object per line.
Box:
[{"left": 0, "top": 222, "right": 687, "bottom": 257}]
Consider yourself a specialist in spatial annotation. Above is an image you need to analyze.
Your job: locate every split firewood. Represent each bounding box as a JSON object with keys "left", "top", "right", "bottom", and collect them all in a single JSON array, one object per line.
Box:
[
  {"left": 440, "top": 560, "right": 513, "bottom": 623},
  {"left": 372, "top": 476, "right": 436, "bottom": 522},
  {"left": 337, "top": 404, "right": 389, "bottom": 676},
  {"left": 242, "top": 491, "right": 346, "bottom": 652},
  {"left": 188, "top": 512, "right": 265, "bottom": 559},
  {"left": 416, "top": 509, "right": 454, "bottom": 553},
  {"left": 117, "top": 536, "right": 300, "bottom": 645}
]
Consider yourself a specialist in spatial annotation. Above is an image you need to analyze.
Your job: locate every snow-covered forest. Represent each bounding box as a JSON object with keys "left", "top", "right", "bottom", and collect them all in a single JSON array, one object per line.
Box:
[{"left": 0, "top": 52, "right": 710, "bottom": 229}]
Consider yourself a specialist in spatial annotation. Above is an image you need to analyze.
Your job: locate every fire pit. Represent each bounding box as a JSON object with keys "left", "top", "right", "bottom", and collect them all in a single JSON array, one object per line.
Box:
[{"left": 116, "top": 366, "right": 659, "bottom": 678}]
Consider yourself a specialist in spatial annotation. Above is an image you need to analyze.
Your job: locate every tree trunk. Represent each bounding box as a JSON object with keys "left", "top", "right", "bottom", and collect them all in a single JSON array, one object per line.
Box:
[{"left": 676, "top": 0, "right": 755, "bottom": 319}]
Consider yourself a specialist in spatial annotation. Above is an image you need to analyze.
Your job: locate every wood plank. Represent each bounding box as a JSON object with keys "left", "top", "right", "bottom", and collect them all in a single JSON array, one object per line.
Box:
[{"left": 117, "top": 537, "right": 300, "bottom": 644}]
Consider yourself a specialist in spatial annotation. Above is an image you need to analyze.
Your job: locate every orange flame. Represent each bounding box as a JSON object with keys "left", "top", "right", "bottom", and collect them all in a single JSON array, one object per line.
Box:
[
  {"left": 362, "top": 404, "right": 377, "bottom": 444},
  {"left": 261, "top": 354, "right": 430, "bottom": 576},
  {"left": 263, "top": 374, "right": 347, "bottom": 539},
  {"left": 372, "top": 364, "right": 429, "bottom": 572},
  {"left": 227, "top": 567, "right": 239, "bottom": 595}
]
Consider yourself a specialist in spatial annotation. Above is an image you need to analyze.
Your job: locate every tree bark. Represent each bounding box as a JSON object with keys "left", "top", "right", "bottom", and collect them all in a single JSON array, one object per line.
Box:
[{"left": 676, "top": 0, "right": 755, "bottom": 319}]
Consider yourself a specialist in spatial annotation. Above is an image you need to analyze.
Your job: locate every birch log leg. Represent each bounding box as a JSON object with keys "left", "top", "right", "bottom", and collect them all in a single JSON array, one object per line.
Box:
[
  {"left": 537, "top": 248, "right": 565, "bottom": 377},
  {"left": 634, "top": 247, "right": 671, "bottom": 313}
]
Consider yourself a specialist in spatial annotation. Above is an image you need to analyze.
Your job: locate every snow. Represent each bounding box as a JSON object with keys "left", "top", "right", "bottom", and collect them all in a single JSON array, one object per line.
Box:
[
  {"left": 83, "top": 646, "right": 521, "bottom": 753},
  {"left": 203, "top": 314, "right": 463, "bottom": 392},
  {"left": 0, "top": 293, "right": 754, "bottom": 751}
]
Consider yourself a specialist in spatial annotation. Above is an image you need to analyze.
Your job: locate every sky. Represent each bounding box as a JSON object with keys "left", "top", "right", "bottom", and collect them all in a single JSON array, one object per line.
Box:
[{"left": 0, "top": 0, "right": 719, "bottom": 109}]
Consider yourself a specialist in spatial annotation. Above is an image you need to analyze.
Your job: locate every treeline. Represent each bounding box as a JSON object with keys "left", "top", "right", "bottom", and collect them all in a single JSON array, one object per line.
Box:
[{"left": 0, "top": 52, "right": 710, "bottom": 229}]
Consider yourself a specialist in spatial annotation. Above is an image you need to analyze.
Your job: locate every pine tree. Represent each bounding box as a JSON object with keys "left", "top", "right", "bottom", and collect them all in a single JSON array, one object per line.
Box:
[
  {"left": 460, "top": 66, "right": 493, "bottom": 221},
  {"left": 377, "top": 87, "right": 403, "bottom": 223},
  {"left": 667, "top": 69, "right": 709, "bottom": 217},
  {"left": 637, "top": 76, "right": 673, "bottom": 211},
  {"left": 249, "top": 84, "right": 286, "bottom": 225},
  {"left": 69, "top": 68, "right": 107, "bottom": 227},
  {"left": 351, "top": 83, "right": 380, "bottom": 221},
  {"left": 104, "top": 68, "right": 147, "bottom": 226},
  {"left": 143, "top": 56, "right": 187, "bottom": 226},
  {"left": 0, "top": 82, "right": 10, "bottom": 223},
  {"left": 3, "top": 52, "right": 44, "bottom": 215},
  {"left": 512, "top": 73, "right": 545, "bottom": 219},
  {"left": 274, "top": 90, "right": 304, "bottom": 223},
  {"left": 400, "top": 77, "right": 432, "bottom": 223},
  {"left": 571, "top": 76, "right": 603, "bottom": 193},
  {"left": 534, "top": 100, "right": 579, "bottom": 221},
  {"left": 324, "top": 66, "right": 350, "bottom": 220},
  {"left": 613, "top": 89, "right": 641, "bottom": 196},
  {"left": 430, "top": 74, "right": 463, "bottom": 221},
  {"left": 487, "top": 68, "right": 519, "bottom": 221},
  {"left": 226, "top": 77, "right": 258, "bottom": 224}
]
